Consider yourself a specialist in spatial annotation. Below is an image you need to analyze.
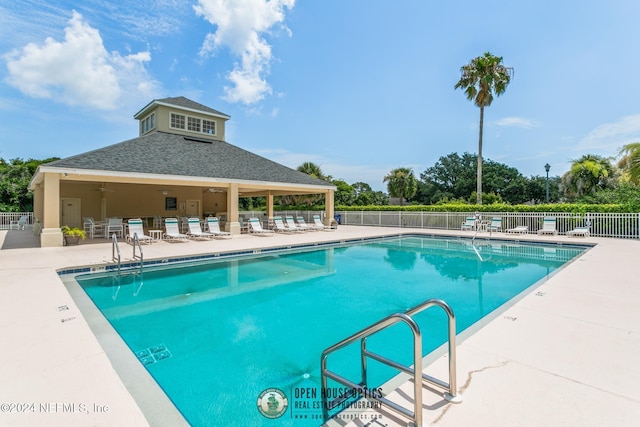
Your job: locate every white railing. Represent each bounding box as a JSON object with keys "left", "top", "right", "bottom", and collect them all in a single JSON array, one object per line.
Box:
[
  {"left": 0, "top": 212, "right": 34, "bottom": 230},
  {"left": 333, "top": 211, "right": 640, "bottom": 239}
]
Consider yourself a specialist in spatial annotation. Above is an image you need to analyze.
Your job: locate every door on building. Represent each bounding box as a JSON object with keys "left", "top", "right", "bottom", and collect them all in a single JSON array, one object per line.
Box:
[
  {"left": 61, "top": 198, "right": 82, "bottom": 228},
  {"left": 186, "top": 200, "right": 200, "bottom": 218}
]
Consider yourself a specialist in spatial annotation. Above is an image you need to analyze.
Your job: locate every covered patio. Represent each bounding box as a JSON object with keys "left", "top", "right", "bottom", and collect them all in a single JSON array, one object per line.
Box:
[{"left": 28, "top": 97, "right": 336, "bottom": 247}]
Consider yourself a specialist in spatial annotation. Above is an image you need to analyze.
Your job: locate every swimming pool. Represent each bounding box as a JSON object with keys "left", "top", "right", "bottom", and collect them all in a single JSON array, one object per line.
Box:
[{"left": 73, "top": 235, "right": 586, "bottom": 426}]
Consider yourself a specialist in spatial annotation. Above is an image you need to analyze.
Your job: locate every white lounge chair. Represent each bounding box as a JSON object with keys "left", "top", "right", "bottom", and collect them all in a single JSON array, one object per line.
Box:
[
  {"left": 296, "top": 216, "right": 317, "bottom": 231},
  {"left": 273, "top": 216, "right": 301, "bottom": 233},
  {"left": 461, "top": 217, "right": 476, "bottom": 231},
  {"left": 187, "top": 217, "right": 215, "bottom": 240},
  {"left": 127, "top": 218, "right": 153, "bottom": 244},
  {"left": 537, "top": 217, "right": 558, "bottom": 236},
  {"left": 164, "top": 218, "right": 189, "bottom": 241},
  {"left": 285, "top": 215, "right": 309, "bottom": 232},
  {"left": 506, "top": 225, "right": 528, "bottom": 234},
  {"left": 248, "top": 218, "right": 274, "bottom": 236},
  {"left": 487, "top": 217, "right": 502, "bottom": 232},
  {"left": 313, "top": 215, "right": 336, "bottom": 231},
  {"left": 206, "top": 217, "right": 232, "bottom": 239},
  {"left": 567, "top": 225, "right": 590, "bottom": 238}
]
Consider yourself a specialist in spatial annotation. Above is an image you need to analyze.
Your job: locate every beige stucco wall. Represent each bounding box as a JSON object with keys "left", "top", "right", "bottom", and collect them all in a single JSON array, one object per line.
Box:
[
  {"left": 59, "top": 182, "right": 229, "bottom": 222},
  {"left": 141, "top": 105, "right": 227, "bottom": 140}
]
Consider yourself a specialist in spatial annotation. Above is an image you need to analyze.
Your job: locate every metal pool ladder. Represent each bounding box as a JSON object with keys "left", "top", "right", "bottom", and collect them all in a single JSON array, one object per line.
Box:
[{"left": 320, "top": 298, "right": 462, "bottom": 426}]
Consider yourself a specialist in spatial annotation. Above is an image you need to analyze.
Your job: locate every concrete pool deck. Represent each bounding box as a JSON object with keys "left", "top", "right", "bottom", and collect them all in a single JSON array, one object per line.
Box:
[{"left": 0, "top": 226, "right": 639, "bottom": 426}]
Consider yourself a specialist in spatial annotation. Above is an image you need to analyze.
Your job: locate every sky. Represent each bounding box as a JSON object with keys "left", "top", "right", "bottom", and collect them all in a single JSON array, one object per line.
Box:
[{"left": 2, "top": 0, "right": 640, "bottom": 192}]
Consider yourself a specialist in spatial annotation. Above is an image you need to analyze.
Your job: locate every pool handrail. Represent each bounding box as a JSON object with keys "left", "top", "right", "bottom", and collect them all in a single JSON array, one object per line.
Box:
[{"left": 320, "top": 298, "right": 461, "bottom": 426}]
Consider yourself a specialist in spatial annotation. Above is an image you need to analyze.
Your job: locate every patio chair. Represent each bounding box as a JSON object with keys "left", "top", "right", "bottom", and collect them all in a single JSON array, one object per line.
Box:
[
  {"left": 10, "top": 215, "right": 28, "bottom": 230},
  {"left": 567, "top": 225, "right": 590, "bottom": 238},
  {"left": 461, "top": 217, "right": 476, "bottom": 231},
  {"left": 105, "top": 217, "right": 124, "bottom": 238},
  {"left": 187, "top": 217, "right": 215, "bottom": 240},
  {"left": 83, "top": 217, "right": 104, "bottom": 239},
  {"left": 537, "top": 217, "right": 558, "bottom": 236},
  {"left": 127, "top": 218, "right": 153, "bottom": 244},
  {"left": 206, "top": 217, "right": 232, "bottom": 239},
  {"left": 312, "top": 215, "right": 336, "bottom": 231},
  {"left": 506, "top": 225, "right": 528, "bottom": 234},
  {"left": 296, "top": 216, "right": 318, "bottom": 231},
  {"left": 164, "top": 218, "right": 189, "bottom": 242},
  {"left": 285, "top": 215, "right": 309, "bottom": 232},
  {"left": 248, "top": 218, "right": 274, "bottom": 236},
  {"left": 487, "top": 217, "right": 502, "bottom": 232}
]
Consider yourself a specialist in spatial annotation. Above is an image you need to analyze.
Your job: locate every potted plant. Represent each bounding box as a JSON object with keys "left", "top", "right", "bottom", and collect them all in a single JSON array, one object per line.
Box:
[{"left": 61, "top": 226, "right": 87, "bottom": 245}]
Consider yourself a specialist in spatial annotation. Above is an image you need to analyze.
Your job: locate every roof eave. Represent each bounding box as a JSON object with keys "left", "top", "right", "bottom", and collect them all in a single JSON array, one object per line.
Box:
[{"left": 133, "top": 100, "right": 231, "bottom": 120}]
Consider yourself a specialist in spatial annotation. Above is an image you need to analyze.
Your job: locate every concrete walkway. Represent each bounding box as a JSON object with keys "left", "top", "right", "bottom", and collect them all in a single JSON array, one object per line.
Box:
[{"left": 0, "top": 227, "right": 639, "bottom": 426}]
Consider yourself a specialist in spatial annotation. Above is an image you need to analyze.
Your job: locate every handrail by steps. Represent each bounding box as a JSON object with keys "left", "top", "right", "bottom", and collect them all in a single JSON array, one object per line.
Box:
[{"left": 320, "top": 298, "right": 461, "bottom": 426}]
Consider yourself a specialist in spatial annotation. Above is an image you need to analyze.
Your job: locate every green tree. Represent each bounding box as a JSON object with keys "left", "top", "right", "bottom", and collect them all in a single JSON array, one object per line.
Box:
[
  {"left": 455, "top": 52, "right": 513, "bottom": 204},
  {"left": 418, "top": 152, "right": 528, "bottom": 204},
  {"left": 0, "top": 157, "right": 59, "bottom": 211},
  {"left": 332, "top": 179, "right": 355, "bottom": 205},
  {"left": 383, "top": 167, "right": 417, "bottom": 206},
  {"left": 297, "top": 162, "right": 329, "bottom": 181},
  {"left": 525, "top": 175, "right": 561, "bottom": 203},
  {"left": 618, "top": 142, "right": 640, "bottom": 185},
  {"left": 561, "top": 154, "right": 616, "bottom": 200}
]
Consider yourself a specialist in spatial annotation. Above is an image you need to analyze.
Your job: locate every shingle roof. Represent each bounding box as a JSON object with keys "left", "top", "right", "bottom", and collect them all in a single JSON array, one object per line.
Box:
[{"left": 46, "top": 132, "right": 332, "bottom": 188}]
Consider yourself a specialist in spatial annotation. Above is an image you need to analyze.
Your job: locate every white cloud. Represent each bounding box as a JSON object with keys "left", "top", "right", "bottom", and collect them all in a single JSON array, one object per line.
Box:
[
  {"left": 194, "top": 0, "right": 295, "bottom": 105},
  {"left": 4, "top": 11, "right": 158, "bottom": 111},
  {"left": 578, "top": 114, "right": 640, "bottom": 152},
  {"left": 494, "top": 117, "right": 538, "bottom": 129}
]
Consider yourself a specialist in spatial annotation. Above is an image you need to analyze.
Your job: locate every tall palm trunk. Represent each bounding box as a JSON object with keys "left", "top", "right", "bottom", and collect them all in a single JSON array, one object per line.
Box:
[{"left": 477, "top": 106, "right": 484, "bottom": 205}]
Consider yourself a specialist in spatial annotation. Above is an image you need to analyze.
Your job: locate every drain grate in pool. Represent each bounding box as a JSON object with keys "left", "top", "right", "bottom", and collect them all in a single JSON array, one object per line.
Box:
[{"left": 135, "top": 343, "right": 172, "bottom": 365}]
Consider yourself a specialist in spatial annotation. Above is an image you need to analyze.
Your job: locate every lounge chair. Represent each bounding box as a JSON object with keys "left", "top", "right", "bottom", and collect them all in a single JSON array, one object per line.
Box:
[
  {"left": 206, "top": 217, "right": 232, "bottom": 239},
  {"left": 187, "top": 217, "right": 215, "bottom": 240},
  {"left": 537, "top": 217, "right": 558, "bottom": 236},
  {"left": 296, "top": 216, "right": 317, "bottom": 231},
  {"left": 313, "top": 214, "right": 336, "bottom": 231},
  {"left": 127, "top": 218, "right": 153, "bottom": 244},
  {"left": 164, "top": 218, "right": 189, "bottom": 241},
  {"left": 10, "top": 215, "right": 29, "bottom": 230},
  {"left": 487, "top": 217, "right": 502, "bottom": 232},
  {"left": 567, "top": 225, "right": 590, "bottom": 238},
  {"left": 273, "top": 216, "right": 301, "bottom": 233},
  {"left": 506, "top": 225, "right": 528, "bottom": 234},
  {"left": 248, "top": 218, "right": 274, "bottom": 236},
  {"left": 461, "top": 217, "right": 476, "bottom": 231},
  {"left": 285, "top": 215, "right": 309, "bottom": 232}
]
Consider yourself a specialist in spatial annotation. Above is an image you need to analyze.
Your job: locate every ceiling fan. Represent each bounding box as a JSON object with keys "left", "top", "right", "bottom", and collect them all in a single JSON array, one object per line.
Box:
[{"left": 94, "top": 183, "right": 115, "bottom": 192}]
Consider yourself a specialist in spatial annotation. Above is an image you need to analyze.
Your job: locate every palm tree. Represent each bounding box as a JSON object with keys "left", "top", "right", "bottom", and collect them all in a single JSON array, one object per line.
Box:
[
  {"left": 561, "top": 154, "right": 614, "bottom": 199},
  {"left": 455, "top": 52, "right": 513, "bottom": 204},
  {"left": 383, "top": 167, "right": 417, "bottom": 206},
  {"left": 297, "top": 162, "right": 327, "bottom": 181},
  {"left": 618, "top": 143, "right": 640, "bottom": 185}
]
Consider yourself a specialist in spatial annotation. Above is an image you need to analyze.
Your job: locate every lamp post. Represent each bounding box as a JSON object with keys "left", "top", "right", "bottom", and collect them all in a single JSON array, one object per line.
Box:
[{"left": 544, "top": 163, "right": 550, "bottom": 203}]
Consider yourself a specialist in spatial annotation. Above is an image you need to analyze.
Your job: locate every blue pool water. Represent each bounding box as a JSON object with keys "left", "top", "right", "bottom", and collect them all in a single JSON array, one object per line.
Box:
[{"left": 75, "top": 236, "right": 585, "bottom": 426}]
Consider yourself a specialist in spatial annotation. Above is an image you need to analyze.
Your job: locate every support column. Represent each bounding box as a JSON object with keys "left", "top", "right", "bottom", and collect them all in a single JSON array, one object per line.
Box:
[
  {"left": 266, "top": 192, "right": 274, "bottom": 220},
  {"left": 226, "top": 184, "right": 241, "bottom": 235},
  {"left": 324, "top": 189, "right": 335, "bottom": 226},
  {"left": 40, "top": 173, "right": 64, "bottom": 247}
]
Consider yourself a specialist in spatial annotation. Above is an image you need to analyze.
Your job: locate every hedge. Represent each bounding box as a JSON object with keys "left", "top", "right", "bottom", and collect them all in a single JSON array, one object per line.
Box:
[{"left": 335, "top": 203, "right": 632, "bottom": 214}]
